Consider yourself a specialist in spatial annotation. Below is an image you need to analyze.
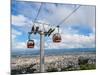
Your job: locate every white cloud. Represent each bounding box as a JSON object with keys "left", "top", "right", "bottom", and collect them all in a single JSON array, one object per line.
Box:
[
  {"left": 40, "top": 4, "right": 95, "bottom": 33},
  {"left": 12, "top": 28, "right": 22, "bottom": 40},
  {"left": 12, "top": 28, "right": 22, "bottom": 35},
  {"left": 13, "top": 42, "right": 26, "bottom": 49},
  {"left": 12, "top": 28, "right": 24, "bottom": 50},
  {"left": 53, "top": 34, "right": 95, "bottom": 48},
  {"left": 12, "top": 15, "right": 54, "bottom": 33},
  {"left": 46, "top": 33, "right": 95, "bottom": 49},
  {"left": 12, "top": 14, "right": 34, "bottom": 34},
  {"left": 12, "top": 15, "right": 32, "bottom": 26}
]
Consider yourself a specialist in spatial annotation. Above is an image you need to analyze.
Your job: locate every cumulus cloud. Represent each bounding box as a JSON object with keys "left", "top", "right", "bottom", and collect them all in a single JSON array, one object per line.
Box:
[
  {"left": 12, "top": 15, "right": 32, "bottom": 26},
  {"left": 62, "top": 34, "right": 95, "bottom": 48},
  {"left": 12, "top": 28, "right": 25, "bottom": 49},
  {"left": 37, "top": 4, "right": 95, "bottom": 28},
  {"left": 44, "top": 33, "right": 95, "bottom": 49},
  {"left": 12, "top": 28, "right": 22, "bottom": 40},
  {"left": 13, "top": 42, "right": 26, "bottom": 49}
]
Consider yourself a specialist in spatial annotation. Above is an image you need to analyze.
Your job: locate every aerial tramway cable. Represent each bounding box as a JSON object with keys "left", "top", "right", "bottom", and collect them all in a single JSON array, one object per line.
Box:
[
  {"left": 31, "top": 3, "right": 43, "bottom": 33},
  {"left": 52, "top": 5, "right": 81, "bottom": 43},
  {"left": 27, "top": 3, "right": 43, "bottom": 48},
  {"left": 33, "top": 3, "right": 43, "bottom": 23},
  {"left": 57, "top": 5, "right": 81, "bottom": 26},
  {"left": 27, "top": 4, "right": 81, "bottom": 47}
]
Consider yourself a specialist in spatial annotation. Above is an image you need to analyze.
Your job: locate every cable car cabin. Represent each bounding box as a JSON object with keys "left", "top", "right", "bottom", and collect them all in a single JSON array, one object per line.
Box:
[
  {"left": 53, "top": 33, "right": 61, "bottom": 43},
  {"left": 27, "top": 40, "right": 35, "bottom": 48}
]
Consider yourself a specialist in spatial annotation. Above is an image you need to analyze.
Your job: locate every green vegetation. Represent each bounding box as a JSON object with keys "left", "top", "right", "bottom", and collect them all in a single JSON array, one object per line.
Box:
[
  {"left": 11, "top": 64, "right": 37, "bottom": 75},
  {"left": 46, "top": 68, "right": 58, "bottom": 72},
  {"left": 80, "top": 64, "right": 96, "bottom": 70},
  {"left": 78, "top": 57, "right": 89, "bottom": 65},
  {"left": 61, "top": 65, "right": 75, "bottom": 71},
  {"left": 78, "top": 57, "right": 96, "bottom": 70},
  {"left": 11, "top": 68, "right": 36, "bottom": 75}
]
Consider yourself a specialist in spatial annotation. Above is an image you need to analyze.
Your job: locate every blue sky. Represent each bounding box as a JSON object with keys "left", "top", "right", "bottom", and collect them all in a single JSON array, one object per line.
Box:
[{"left": 11, "top": 0, "right": 96, "bottom": 50}]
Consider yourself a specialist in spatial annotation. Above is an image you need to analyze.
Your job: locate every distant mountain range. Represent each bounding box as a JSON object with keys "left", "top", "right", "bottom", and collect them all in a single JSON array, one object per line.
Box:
[{"left": 11, "top": 48, "right": 96, "bottom": 57}]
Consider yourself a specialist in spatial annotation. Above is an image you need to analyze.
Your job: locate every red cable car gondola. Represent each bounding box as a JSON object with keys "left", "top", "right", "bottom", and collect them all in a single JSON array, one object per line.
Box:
[
  {"left": 27, "top": 32, "right": 35, "bottom": 48},
  {"left": 53, "top": 33, "right": 61, "bottom": 43},
  {"left": 27, "top": 40, "right": 35, "bottom": 48},
  {"left": 52, "top": 26, "right": 61, "bottom": 43}
]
